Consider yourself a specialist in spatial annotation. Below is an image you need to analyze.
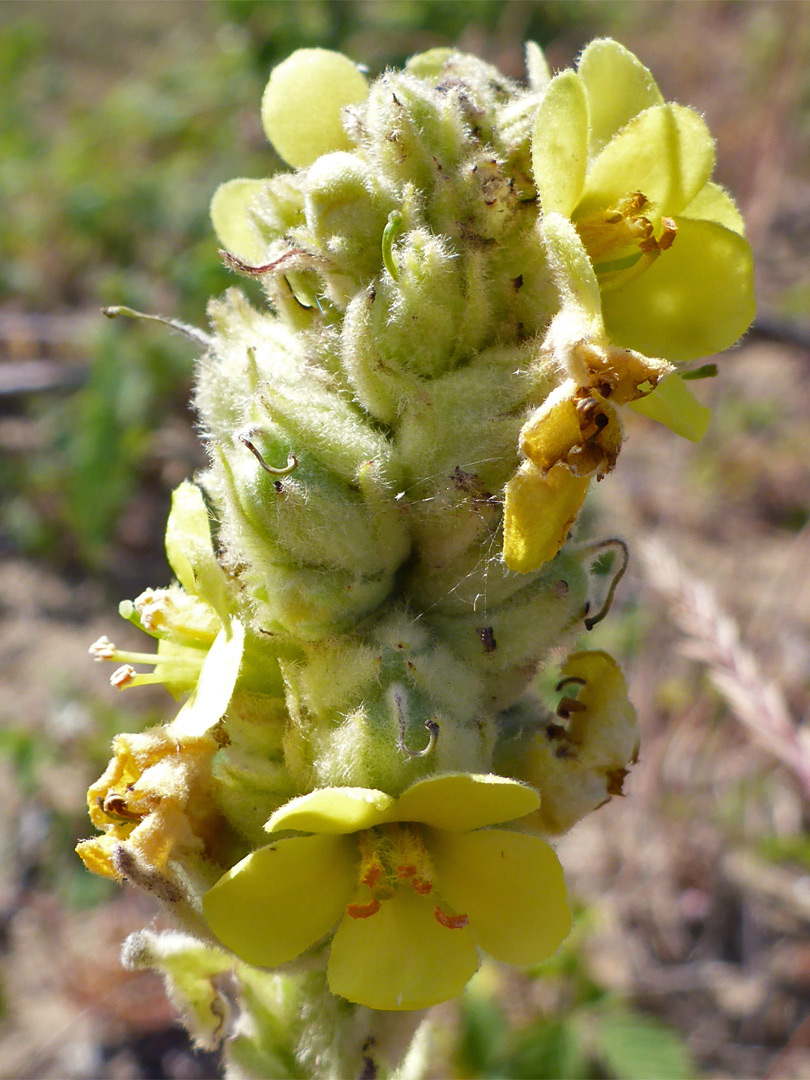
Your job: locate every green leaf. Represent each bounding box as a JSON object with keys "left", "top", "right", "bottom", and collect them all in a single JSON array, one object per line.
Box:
[
  {"left": 457, "top": 988, "right": 506, "bottom": 1076},
  {"left": 595, "top": 1011, "right": 695, "bottom": 1080},
  {"left": 578, "top": 38, "right": 663, "bottom": 156},
  {"left": 504, "top": 1019, "right": 587, "bottom": 1080},
  {"left": 532, "top": 71, "right": 589, "bottom": 217}
]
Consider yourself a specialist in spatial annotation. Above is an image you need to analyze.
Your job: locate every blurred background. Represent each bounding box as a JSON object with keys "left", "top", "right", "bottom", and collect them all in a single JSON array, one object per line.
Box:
[{"left": 1, "top": 2, "right": 809, "bottom": 1077}]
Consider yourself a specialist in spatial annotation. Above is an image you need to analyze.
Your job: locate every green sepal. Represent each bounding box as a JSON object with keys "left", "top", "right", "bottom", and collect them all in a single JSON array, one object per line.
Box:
[{"left": 629, "top": 373, "right": 711, "bottom": 441}]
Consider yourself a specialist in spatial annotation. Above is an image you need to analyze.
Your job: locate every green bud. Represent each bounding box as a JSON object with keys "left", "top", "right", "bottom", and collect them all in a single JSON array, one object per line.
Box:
[{"left": 282, "top": 613, "right": 492, "bottom": 794}]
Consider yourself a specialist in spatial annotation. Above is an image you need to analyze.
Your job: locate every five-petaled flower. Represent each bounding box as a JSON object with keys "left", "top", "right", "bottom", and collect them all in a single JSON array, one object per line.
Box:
[
  {"left": 202, "top": 773, "right": 570, "bottom": 1010},
  {"left": 532, "top": 37, "right": 755, "bottom": 364}
]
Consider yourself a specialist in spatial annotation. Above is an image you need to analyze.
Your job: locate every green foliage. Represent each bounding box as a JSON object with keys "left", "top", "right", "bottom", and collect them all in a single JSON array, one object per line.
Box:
[
  {"left": 0, "top": 693, "right": 163, "bottom": 907},
  {"left": 457, "top": 910, "right": 696, "bottom": 1080},
  {"left": 595, "top": 1010, "right": 695, "bottom": 1080}
]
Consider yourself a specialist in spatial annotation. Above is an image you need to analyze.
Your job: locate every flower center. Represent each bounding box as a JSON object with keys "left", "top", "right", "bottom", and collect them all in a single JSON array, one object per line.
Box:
[
  {"left": 346, "top": 824, "right": 469, "bottom": 930},
  {"left": 575, "top": 191, "right": 677, "bottom": 288}
]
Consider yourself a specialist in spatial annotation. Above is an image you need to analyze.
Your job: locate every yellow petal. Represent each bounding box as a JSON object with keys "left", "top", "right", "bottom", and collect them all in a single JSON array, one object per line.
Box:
[
  {"left": 266, "top": 787, "right": 395, "bottom": 835},
  {"left": 328, "top": 886, "right": 479, "bottom": 1010},
  {"left": 430, "top": 829, "right": 571, "bottom": 965},
  {"left": 578, "top": 38, "right": 663, "bottom": 155},
  {"left": 602, "top": 217, "right": 755, "bottom": 362},
  {"left": 557, "top": 650, "right": 639, "bottom": 768},
  {"left": 503, "top": 462, "right": 590, "bottom": 574},
  {"left": 629, "top": 373, "right": 711, "bottom": 441},
  {"left": 76, "top": 834, "right": 121, "bottom": 880},
  {"left": 261, "top": 49, "right": 368, "bottom": 168},
  {"left": 520, "top": 386, "right": 583, "bottom": 472},
  {"left": 164, "top": 481, "right": 232, "bottom": 626},
  {"left": 171, "top": 620, "right": 245, "bottom": 738},
  {"left": 391, "top": 774, "right": 540, "bottom": 831},
  {"left": 210, "top": 178, "right": 268, "bottom": 263},
  {"left": 203, "top": 835, "right": 356, "bottom": 968},
  {"left": 532, "top": 71, "right": 589, "bottom": 217},
  {"left": 576, "top": 103, "right": 715, "bottom": 221},
  {"left": 681, "top": 181, "right": 745, "bottom": 235}
]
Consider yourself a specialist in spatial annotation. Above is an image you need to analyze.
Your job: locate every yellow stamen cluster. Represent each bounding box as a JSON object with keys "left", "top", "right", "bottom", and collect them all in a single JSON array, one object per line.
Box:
[{"left": 348, "top": 825, "right": 468, "bottom": 930}]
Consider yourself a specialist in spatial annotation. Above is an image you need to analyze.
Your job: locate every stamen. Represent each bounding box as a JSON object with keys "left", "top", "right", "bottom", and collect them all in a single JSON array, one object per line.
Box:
[
  {"left": 89, "top": 636, "right": 116, "bottom": 661},
  {"left": 362, "top": 862, "right": 383, "bottom": 889},
  {"left": 220, "top": 248, "right": 317, "bottom": 277},
  {"left": 111, "top": 664, "right": 136, "bottom": 689},
  {"left": 133, "top": 588, "right": 170, "bottom": 630},
  {"left": 102, "top": 793, "right": 142, "bottom": 822},
  {"left": 557, "top": 696, "right": 587, "bottom": 719},
  {"left": 581, "top": 538, "right": 629, "bottom": 630},
  {"left": 658, "top": 216, "right": 677, "bottom": 250},
  {"left": 102, "top": 305, "right": 211, "bottom": 347},
  {"left": 382, "top": 210, "right": 404, "bottom": 281},
  {"left": 108, "top": 659, "right": 203, "bottom": 691},
  {"left": 555, "top": 675, "right": 587, "bottom": 693},
  {"left": 394, "top": 687, "right": 440, "bottom": 759},
  {"left": 434, "top": 907, "right": 469, "bottom": 929},
  {"left": 347, "top": 899, "right": 381, "bottom": 920}
]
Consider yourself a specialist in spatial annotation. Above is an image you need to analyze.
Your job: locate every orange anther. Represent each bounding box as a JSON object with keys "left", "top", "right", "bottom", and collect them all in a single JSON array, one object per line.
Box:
[
  {"left": 362, "top": 862, "right": 383, "bottom": 888},
  {"left": 396, "top": 863, "right": 417, "bottom": 879},
  {"left": 411, "top": 877, "right": 432, "bottom": 895},
  {"left": 434, "top": 906, "right": 469, "bottom": 929},
  {"left": 347, "top": 899, "right": 381, "bottom": 919},
  {"left": 658, "top": 217, "right": 677, "bottom": 250}
]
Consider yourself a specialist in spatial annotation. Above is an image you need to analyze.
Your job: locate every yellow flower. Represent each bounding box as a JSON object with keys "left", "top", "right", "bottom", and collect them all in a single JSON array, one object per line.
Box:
[
  {"left": 502, "top": 230, "right": 672, "bottom": 574},
  {"left": 202, "top": 774, "right": 570, "bottom": 1011},
  {"left": 89, "top": 480, "right": 245, "bottom": 737},
  {"left": 502, "top": 198, "right": 719, "bottom": 573},
  {"left": 532, "top": 38, "right": 755, "bottom": 363}
]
